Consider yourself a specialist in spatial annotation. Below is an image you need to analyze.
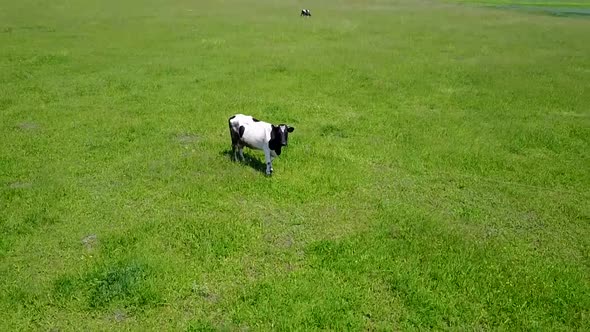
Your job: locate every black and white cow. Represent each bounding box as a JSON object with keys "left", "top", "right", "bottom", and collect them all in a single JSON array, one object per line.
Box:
[
  {"left": 300, "top": 9, "right": 311, "bottom": 17},
  {"left": 228, "top": 114, "right": 295, "bottom": 175}
]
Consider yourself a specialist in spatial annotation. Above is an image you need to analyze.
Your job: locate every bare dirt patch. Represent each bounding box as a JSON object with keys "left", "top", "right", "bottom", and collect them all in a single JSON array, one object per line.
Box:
[
  {"left": 17, "top": 122, "right": 39, "bottom": 130},
  {"left": 81, "top": 234, "right": 98, "bottom": 250},
  {"left": 176, "top": 133, "right": 200, "bottom": 145},
  {"left": 8, "top": 181, "right": 32, "bottom": 189}
]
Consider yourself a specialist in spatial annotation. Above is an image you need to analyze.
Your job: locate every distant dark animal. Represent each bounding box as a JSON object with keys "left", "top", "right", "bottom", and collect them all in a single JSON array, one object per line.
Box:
[
  {"left": 228, "top": 114, "right": 295, "bottom": 176},
  {"left": 301, "top": 9, "right": 311, "bottom": 17}
]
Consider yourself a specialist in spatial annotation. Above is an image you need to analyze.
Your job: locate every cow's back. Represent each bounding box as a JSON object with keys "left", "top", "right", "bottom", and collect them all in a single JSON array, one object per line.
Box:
[
  {"left": 229, "top": 114, "right": 254, "bottom": 130},
  {"left": 239, "top": 122, "right": 270, "bottom": 150}
]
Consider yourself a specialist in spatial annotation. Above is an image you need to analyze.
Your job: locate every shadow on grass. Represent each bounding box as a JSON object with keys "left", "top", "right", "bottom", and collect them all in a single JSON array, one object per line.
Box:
[
  {"left": 221, "top": 149, "right": 267, "bottom": 174},
  {"left": 493, "top": 5, "right": 590, "bottom": 18}
]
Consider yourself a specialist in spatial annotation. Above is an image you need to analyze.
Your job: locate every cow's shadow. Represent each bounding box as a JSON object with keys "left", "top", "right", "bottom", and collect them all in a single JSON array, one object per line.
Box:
[{"left": 221, "top": 149, "right": 267, "bottom": 174}]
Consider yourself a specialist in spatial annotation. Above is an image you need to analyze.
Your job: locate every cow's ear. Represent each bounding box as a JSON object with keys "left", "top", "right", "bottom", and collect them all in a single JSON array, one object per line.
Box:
[{"left": 287, "top": 126, "right": 295, "bottom": 133}]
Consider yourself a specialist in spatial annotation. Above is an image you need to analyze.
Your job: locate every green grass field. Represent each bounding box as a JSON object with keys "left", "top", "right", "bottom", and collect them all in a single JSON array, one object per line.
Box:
[{"left": 1, "top": 0, "right": 589, "bottom": 330}]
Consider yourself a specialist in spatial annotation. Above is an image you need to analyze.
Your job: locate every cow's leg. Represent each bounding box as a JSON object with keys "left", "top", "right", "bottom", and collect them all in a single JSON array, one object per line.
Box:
[
  {"left": 263, "top": 147, "right": 273, "bottom": 175},
  {"left": 230, "top": 128, "right": 239, "bottom": 161},
  {"left": 231, "top": 144, "right": 237, "bottom": 161},
  {"left": 234, "top": 145, "right": 242, "bottom": 161},
  {"left": 238, "top": 145, "right": 245, "bottom": 162}
]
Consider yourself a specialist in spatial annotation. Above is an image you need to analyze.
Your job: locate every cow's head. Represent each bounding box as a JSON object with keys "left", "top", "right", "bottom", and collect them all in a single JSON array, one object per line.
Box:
[{"left": 270, "top": 124, "right": 295, "bottom": 155}]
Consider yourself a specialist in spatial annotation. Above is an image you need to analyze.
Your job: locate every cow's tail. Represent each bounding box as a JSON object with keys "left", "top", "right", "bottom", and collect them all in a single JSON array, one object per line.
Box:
[{"left": 228, "top": 115, "right": 238, "bottom": 146}]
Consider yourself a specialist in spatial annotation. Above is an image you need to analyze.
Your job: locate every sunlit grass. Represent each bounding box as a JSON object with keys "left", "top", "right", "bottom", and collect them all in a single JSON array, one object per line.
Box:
[{"left": 1, "top": 0, "right": 589, "bottom": 329}]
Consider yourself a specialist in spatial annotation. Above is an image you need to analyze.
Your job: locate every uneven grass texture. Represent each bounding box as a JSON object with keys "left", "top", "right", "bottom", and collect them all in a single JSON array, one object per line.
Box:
[{"left": 1, "top": 0, "right": 589, "bottom": 330}]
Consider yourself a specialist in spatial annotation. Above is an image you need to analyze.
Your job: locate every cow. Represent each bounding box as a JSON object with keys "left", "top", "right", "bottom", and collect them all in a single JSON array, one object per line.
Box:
[
  {"left": 228, "top": 114, "right": 295, "bottom": 176},
  {"left": 301, "top": 9, "right": 311, "bottom": 17}
]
